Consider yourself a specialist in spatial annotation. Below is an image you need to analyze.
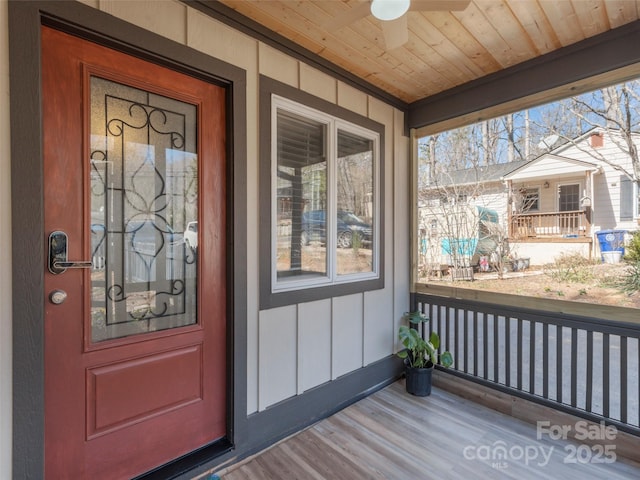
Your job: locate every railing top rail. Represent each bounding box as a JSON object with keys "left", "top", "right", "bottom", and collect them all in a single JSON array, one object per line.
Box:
[
  {"left": 413, "top": 290, "right": 640, "bottom": 336},
  {"left": 414, "top": 283, "right": 639, "bottom": 325},
  {"left": 512, "top": 210, "right": 585, "bottom": 217}
]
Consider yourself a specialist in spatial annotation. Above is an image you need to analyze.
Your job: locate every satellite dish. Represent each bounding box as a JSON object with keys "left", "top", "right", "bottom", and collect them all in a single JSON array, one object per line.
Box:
[{"left": 537, "top": 134, "right": 559, "bottom": 150}]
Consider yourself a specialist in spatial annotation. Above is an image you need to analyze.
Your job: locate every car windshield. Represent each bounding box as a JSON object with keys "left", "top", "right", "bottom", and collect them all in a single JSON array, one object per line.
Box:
[{"left": 338, "top": 211, "right": 363, "bottom": 224}]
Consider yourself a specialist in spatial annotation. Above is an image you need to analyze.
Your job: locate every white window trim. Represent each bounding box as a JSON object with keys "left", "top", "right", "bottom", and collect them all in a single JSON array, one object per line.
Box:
[{"left": 271, "top": 95, "right": 380, "bottom": 293}]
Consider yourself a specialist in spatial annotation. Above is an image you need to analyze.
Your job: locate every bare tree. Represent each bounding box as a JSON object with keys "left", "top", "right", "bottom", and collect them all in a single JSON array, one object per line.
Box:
[{"left": 533, "top": 80, "right": 640, "bottom": 183}]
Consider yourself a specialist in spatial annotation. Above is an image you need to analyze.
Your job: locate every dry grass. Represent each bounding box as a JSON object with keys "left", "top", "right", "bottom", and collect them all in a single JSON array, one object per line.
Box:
[{"left": 424, "top": 262, "right": 640, "bottom": 309}]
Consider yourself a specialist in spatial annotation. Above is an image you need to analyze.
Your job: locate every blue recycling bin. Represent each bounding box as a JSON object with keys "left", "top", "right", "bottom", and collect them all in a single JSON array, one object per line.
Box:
[{"left": 596, "top": 229, "right": 626, "bottom": 260}]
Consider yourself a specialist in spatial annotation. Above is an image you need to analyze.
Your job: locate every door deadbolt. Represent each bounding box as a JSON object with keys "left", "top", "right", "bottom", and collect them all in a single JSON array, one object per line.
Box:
[
  {"left": 48, "top": 231, "right": 93, "bottom": 275},
  {"left": 49, "top": 289, "right": 68, "bottom": 305}
]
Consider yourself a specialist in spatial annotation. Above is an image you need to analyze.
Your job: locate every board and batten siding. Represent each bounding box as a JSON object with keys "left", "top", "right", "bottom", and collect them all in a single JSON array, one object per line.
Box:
[
  {"left": 60, "top": 0, "right": 409, "bottom": 415},
  {"left": 255, "top": 57, "right": 406, "bottom": 411}
]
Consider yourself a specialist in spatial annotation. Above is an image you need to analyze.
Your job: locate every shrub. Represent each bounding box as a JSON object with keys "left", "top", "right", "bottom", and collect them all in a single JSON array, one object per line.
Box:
[
  {"left": 617, "top": 261, "right": 640, "bottom": 295},
  {"left": 624, "top": 231, "right": 640, "bottom": 263},
  {"left": 543, "top": 252, "right": 595, "bottom": 283}
]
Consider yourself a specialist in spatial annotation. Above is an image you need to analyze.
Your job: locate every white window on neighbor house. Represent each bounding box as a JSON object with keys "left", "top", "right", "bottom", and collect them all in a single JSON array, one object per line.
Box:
[
  {"left": 271, "top": 96, "right": 380, "bottom": 292},
  {"left": 620, "top": 175, "right": 639, "bottom": 220}
]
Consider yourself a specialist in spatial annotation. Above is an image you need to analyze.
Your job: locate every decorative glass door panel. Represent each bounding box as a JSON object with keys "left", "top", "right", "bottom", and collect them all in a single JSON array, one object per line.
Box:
[{"left": 90, "top": 76, "right": 198, "bottom": 342}]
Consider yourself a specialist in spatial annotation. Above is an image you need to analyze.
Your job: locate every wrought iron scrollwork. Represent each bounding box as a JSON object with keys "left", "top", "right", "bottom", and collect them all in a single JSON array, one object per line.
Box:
[{"left": 90, "top": 81, "right": 198, "bottom": 336}]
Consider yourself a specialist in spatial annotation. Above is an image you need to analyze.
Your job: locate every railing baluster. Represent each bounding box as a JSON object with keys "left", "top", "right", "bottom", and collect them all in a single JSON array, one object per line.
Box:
[
  {"left": 463, "top": 309, "right": 468, "bottom": 374},
  {"left": 455, "top": 308, "right": 460, "bottom": 372},
  {"left": 445, "top": 306, "right": 451, "bottom": 358},
  {"left": 529, "top": 321, "right": 536, "bottom": 394},
  {"left": 621, "top": 336, "right": 627, "bottom": 424},
  {"left": 543, "top": 323, "right": 548, "bottom": 399},
  {"left": 473, "top": 311, "right": 478, "bottom": 377},
  {"left": 517, "top": 318, "right": 523, "bottom": 391},
  {"left": 505, "top": 316, "right": 511, "bottom": 387},
  {"left": 437, "top": 305, "right": 442, "bottom": 354},
  {"left": 429, "top": 303, "right": 434, "bottom": 333},
  {"left": 557, "top": 325, "right": 563, "bottom": 403},
  {"left": 586, "top": 330, "right": 593, "bottom": 412},
  {"left": 494, "top": 315, "right": 499, "bottom": 383},
  {"left": 571, "top": 328, "right": 578, "bottom": 407},
  {"left": 483, "top": 312, "right": 488, "bottom": 380},
  {"left": 603, "top": 333, "right": 610, "bottom": 418}
]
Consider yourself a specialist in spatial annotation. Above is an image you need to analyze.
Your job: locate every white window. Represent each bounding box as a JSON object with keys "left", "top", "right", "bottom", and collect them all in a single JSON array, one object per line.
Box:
[{"left": 271, "top": 96, "right": 380, "bottom": 292}]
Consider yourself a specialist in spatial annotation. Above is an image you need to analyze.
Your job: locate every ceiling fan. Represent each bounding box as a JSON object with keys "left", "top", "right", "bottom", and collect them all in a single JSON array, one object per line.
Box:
[{"left": 323, "top": 0, "right": 471, "bottom": 50}]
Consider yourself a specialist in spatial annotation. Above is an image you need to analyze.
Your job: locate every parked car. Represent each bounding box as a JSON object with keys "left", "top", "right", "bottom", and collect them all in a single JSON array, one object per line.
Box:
[
  {"left": 126, "top": 219, "right": 183, "bottom": 247},
  {"left": 301, "top": 210, "right": 372, "bottom": 248},
  {"left": 184, "top": 221, "right": 198, "bottom": 249}
]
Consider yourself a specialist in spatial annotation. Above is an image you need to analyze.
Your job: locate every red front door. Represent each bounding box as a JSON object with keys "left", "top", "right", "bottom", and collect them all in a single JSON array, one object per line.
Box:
[{"left": 42, "top": 27, "right": 227, "bottom": 479}]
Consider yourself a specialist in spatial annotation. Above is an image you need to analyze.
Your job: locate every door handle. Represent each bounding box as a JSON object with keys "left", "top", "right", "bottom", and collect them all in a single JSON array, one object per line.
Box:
[{"left": 48, "top": 230, "right": 93, "bottom": 275}]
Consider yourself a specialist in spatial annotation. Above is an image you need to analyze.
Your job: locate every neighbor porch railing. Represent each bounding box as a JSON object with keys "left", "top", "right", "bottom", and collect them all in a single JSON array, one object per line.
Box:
[
  {"left": 509, "top": 210, "right": 589, "bottom": 239},
  {"left": 413, "top": 291, "right": 640, "bottom": 436}
]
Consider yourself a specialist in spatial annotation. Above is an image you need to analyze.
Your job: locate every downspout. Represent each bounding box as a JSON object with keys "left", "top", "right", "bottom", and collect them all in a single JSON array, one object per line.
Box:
[
  {"left": 589, "top": 167, "right": 601, "bottom": 259},
  {"left": 502, "top": 178, "right": 513, "bottom": 239}
]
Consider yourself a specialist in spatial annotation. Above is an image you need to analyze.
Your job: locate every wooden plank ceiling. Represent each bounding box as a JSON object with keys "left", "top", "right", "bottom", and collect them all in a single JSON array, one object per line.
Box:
[{"left": 217, "top": 0, "right": 640, "bottom": 104}]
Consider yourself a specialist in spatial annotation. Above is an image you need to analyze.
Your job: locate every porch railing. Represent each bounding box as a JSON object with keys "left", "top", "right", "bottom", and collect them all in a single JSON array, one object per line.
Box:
[
  {"left": 414, "top": 291, "right": 640, "bottom": 436},
  {"left": 510, "top": 210, "right": 589, "bottom": 239}
]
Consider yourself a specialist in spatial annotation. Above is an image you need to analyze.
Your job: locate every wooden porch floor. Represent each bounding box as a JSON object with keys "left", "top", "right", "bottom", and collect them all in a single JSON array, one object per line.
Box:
[{"left": 214, "top": 381, "right": 640, "bottom": 479}]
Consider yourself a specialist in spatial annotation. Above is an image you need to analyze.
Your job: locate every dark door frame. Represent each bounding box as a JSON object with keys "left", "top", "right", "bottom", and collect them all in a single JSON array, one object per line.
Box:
[{"left": 8, "top": 2, "right": 248, "bottom": 478}]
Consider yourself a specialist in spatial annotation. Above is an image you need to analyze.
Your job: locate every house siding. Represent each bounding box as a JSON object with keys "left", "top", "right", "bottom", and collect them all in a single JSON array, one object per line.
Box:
[
  {"left": 0, "top": 1, "right": 12, "bottom": 479},
  {"left": 4, "top": 0, "right": 409, "bottom": 474},
  {"left": 555, "top": 133, "right": 639, "bottom": 232}
]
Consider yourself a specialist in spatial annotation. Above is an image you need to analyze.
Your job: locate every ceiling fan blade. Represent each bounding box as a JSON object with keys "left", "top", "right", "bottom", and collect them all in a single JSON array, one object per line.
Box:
[
  {"left": 380, "top": 15, "right": 409, "bottom": 50},
  {"left": 322, "top": 1, "right": 372, "bottom": 31},
  {"left": 409, "top": 0, "right": 471, "bottom": 11}
]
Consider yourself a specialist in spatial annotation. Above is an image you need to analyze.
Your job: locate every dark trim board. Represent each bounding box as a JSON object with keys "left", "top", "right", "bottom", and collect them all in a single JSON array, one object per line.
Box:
[
  {"left": 258, "top": 75, "right": 386, "bottom": 310},
  {"left": 8, "top": 1, "right": 248, "bottom": 478},
  {"left": 409, "top": 19, "right": 640, "bottom": 131},
  {"left": 174, "top": 355, "right": 404, "bottom": 480}
]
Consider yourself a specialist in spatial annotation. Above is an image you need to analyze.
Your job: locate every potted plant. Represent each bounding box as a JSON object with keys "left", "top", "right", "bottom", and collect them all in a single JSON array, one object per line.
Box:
[{"left": 397, "top": 311, "right": 453, "bottom": 396}]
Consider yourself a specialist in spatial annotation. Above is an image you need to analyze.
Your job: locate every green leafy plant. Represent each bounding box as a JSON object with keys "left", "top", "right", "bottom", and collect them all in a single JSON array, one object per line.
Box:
[
  {"left": 397, "top": 311, "right": 453, "bottom": 368},
  {"left": 617, "top": 261, "right": 640, "bottom": 295},
  {"left": 624, "top": 231, "right": 640, "bottom": 263}
]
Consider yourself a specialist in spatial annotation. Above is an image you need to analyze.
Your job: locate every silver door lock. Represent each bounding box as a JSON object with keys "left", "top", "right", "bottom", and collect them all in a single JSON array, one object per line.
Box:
[
  {"left": 48, "top": 231, "right": 93, "bottom": 274},
  {"left": 49, "top": 289, "right": 68, "bottom": 305}
]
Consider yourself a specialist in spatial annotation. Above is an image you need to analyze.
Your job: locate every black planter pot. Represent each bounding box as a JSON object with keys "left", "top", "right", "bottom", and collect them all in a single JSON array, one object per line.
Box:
[{"left": 405, "top": 363, "right": 434, "bottom": 397}]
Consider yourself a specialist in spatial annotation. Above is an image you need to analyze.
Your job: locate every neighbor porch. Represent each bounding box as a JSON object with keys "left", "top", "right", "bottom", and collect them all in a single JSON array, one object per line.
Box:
[{"left": 509, "top": 210, "right": 591, "bottom": 240}]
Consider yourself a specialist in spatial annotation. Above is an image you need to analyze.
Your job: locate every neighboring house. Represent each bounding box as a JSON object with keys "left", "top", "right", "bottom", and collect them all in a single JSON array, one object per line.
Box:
[
  {"left": 420, "top": 129, "right": 640, "bottom": 267},
  {"left": 505, "top": 128, "right": 640, "bottom": 263},
  {"left": 418, "top": 160, "right": 527, "bottom": 269}
]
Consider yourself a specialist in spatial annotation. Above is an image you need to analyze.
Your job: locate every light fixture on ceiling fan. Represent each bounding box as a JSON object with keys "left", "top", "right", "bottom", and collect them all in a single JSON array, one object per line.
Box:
[
  {"left": 324, "top": 0, "right": 471, "bottom": 50},
  {"left": 370, "top": 0, "right": 411, "bottom": 21}
]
